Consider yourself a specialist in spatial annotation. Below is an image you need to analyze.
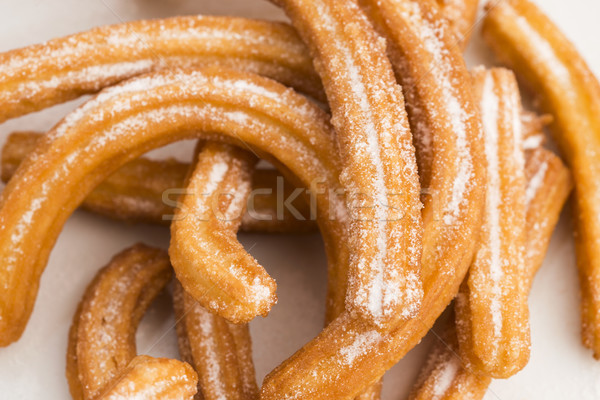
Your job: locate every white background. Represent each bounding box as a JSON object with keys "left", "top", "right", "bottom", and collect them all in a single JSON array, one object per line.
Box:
[{"left": 0, "top": 0, "right": 599, "bottom": 399}]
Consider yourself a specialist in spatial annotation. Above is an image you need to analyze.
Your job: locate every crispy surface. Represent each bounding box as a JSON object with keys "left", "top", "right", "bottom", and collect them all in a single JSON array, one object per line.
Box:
[
  {"left": 1, "top": 131, "right": 317, "bottom": 234},
  {"left": 169, "top": 141, "right": 276, "bottom": 323},
  {"left": 410, "top": 146, "right": 573, "bottom": 399},
  {"left": 277, "top": 0, "right": 424, "bottom": 327},
  {"left": 455, "top": 68, "right": 528, "bottom": 379},
  {"left": 173, "top": 281, "right": 259, "bottom": 400},
  {"left": 0, "top": 67, "right": 347, "bottom": 345},
  {"left": 66, "top": 244, "right": 172, "bottom": 400},
  {"left": 0, "top": 15, "right": 323, "bottom": 123},
  {"left": 482, "top": 0, "right": 600, "bottom": 358},
  {"left": 95, "top": 355, "right": 198, "bottom": 400}
]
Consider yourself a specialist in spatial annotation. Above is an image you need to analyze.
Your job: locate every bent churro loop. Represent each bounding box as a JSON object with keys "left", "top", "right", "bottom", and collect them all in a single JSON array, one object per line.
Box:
[
  {"left": 0, "top": 131, "right": 317, "bottom": 233},
  {"left": 410, "top": 146, "right": 573, "bottom": 400},
  {"left": 0, "top": 15, "right": 324, "bottom": 123},
  {"left": 261, "top": 1, "right": 485, "bottom": 398},
  {"left": 66, "top": 244, "right": 177, "bottom": 399},
  {"left": 277, "top": 0, "right": 424, "bottom": 327},
  {"left": 0, "top": 67, "right": 347, "bottom": 345},
  {"left": 95, "top": 355, "right": 198, "bottom": 400},
  {"left": 169, "top": 141, "right": 276, "bottom": 323},
  {"left": 482, "top": 0, "right": 600, "bottom": 357},
  {"left": 454, "top": 67, "right": 528, "bottom": 379},
  {"left": 173, "top": 280, "right": 259, "bottom": 400}
]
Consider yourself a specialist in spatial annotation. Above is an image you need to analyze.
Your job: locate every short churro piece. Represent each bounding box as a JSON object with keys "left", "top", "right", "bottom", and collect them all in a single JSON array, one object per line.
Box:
[
  {"left": 169, "top": 141, "right": 276, "bottom": 323},
  {"left": 482, "top": 0, "right": 600, "bottom": 358}
]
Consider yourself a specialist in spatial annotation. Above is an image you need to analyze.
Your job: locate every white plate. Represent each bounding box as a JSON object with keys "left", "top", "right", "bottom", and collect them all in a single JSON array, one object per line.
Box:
[{"left": 0, "top": 0, "right": 599, "bottom": 398}]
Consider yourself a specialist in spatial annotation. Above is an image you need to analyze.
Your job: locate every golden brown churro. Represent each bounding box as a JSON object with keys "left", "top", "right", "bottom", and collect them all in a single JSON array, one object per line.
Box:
[
  {"left": 0, "top": 67, "right": 347, "bottom": 345},
  {"left": 454, "top": 67, "right": 528, "bottom": 379},
  {"left": 95, "top": 355, "right": 198, "bottom": 400},
  {"left": 277, "top": 0, "right": 424, "bottom": 327},
  {"left": 0, "top": 131, "right": 316, "bottom": 233},
  {"left": 0, "top": 15, "right": 324, "bottom": 123},
  {"left": 261, "top": 0, "right": 485, "bottom": 397},
  {"left": 66, "top": 244, "right": 177, "bottom": 399},
  {"left": 482, "top": 0, "right": 600, "bottom": 358},
  {"left": 173, "top": 281, "right": 259, "bottom": 400},
  {"left": 410, "top": 146, "right": 573, "bottom": 399},
  {"left": 170, "top": 141, "right": 276, "bottom": 323}
]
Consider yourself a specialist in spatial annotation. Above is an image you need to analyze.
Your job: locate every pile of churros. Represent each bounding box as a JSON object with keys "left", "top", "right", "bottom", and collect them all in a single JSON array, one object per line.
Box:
[{"left": 0, "top": 0, "right": 597, "bottom": 398}]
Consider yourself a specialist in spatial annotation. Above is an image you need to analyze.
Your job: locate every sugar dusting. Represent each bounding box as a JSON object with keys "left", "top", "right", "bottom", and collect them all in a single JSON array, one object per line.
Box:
[
  {"left": 339, "top": 329, "right": 382, "bottom": 365},
  {"left": 431, "top": 356, "right": 459, "bottom": 398},
  {"left": 480, "top": 72, "right": 504, "bottom": 340},
  {"left": 397, "top": 1, "right": 474, "bottom": 227},
  {"left": 526, "top": 161, "right": 548, "bottom": 206}
]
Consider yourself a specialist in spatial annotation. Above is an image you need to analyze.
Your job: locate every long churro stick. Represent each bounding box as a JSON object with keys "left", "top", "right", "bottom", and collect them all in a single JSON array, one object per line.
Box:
[
  {"left": 276, "top": 0, "right": 424, "bottom": 327},
  {"left": 410, "top": 146, "right": 573, "bottom": 399},
  {"left": 482, "top": 0, "right": 600, "bottom": 358},
  {"left": 454, "top": 67, "right": 528, "bottom": 379}
]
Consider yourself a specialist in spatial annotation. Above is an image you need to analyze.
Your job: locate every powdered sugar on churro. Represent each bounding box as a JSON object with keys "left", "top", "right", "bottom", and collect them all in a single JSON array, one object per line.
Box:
[
  {"left": 526, "top": 161, "right": 548, "bottom": 206},
  {"left": 431, "top": 357, "right": 459, "bottom": 397},
  {"left": 480, "top": 72, "right": 504, "bottom": 340},
  {"left": 399, "top": 1, "right": 474, "bottom": 227},
  {"left": 339, "top": 329, "right": 383, "bottom": 365}
]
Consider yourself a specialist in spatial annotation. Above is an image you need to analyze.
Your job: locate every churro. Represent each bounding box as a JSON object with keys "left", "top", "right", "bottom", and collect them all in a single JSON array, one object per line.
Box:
[
  {"left": 96, "top": 355, "right": 198, "bottom": 400},
  {"left": 454, "top": 67, "right": 528, "bottom": 379},
  {"left": 410, "top": 146, "right": 573, "bottom": 399},
  {"left": 482, "top": 0, "right": 600, "bottom": 358},
  {"left": 0, "top": 15, "right": 324, "bottom": 123},
  {"left": 0, "top": 67, "right": 347, "bottom": 345},
  {"left": 1, "top": 131, "right": 316, "bottom": 233},
  {"left": 170, "top": 141, "right": 276, "bottom": 323},
  {"left": 173, "top": 281, "right": 259, "bottom": 400},
  {"left": 66, "top": 244, "right": 175, "bottom": 399},
  {"left": 277, "top": 0, "right": 424, "bottom": 327},
  {"left": 261, "top": 1, "right": 486, "bottom": 397}
]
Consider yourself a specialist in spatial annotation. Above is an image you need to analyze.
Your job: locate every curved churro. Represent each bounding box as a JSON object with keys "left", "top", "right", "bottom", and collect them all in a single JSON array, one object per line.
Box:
[
  {"left": 1, "top": 131, "right": 316, "bottom": 234},
  {"left": 410, "top": 146, "right": 573, "bottom": 399},
  {"left": 173, "top": 281, "right": 259, "bottom": 400},
  {"left": 261, "top": 1, "right": 485, "bottom": 397},
  {"left": 482, "top": 0, "right": 600, "bottom": 358},
  {"left": 66, "top": 244, "right": 174, "bottom": 399},
  {"left": 0, "top": 67, "right": 346, "bottom": 345},
  {"left": 0, "top": 15, "right": 323, "bottom": 123},
  {"left": 170, "top": 141, "right": 276, "bottom": 323},
  {"left": 435, "top": 0, "right": 480, "bottom": 48},
  {"left": 277, "top": 0, "right": 424, "bottom": 327},
  {"left": 96, "top": 355, "right": 198, "bottom": 400},
  {"left": 454, "top": 67, "right": 528, "bottom": 379}
]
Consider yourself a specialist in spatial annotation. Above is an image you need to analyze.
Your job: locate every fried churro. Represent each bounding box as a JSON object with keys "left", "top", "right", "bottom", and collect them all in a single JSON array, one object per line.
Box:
[{"left": 482, "top": 0, "right": 600, "bottom": 358}]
